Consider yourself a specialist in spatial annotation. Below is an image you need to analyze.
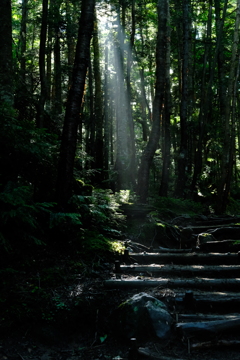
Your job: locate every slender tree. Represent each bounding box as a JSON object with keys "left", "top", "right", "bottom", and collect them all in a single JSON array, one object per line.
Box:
[
  {"left": 175, "top": 0, "right": 191, "bottom": 198},
  {"left": 0, "top": 0, "right": 13, "bottom": 105},
  {"left": 37, "top": 0, "right": 49, "bottom": 128},
  {"left": 57, "top": 0, "right": 95, "bottom": 209},
  {"left": 137, "top": 0, "right": 170, "bottom": 202},
  {"left": 216, "top": 0, "right": 240, "bottom": 213},
  {"left": 159, "top": 3, "right": 171, "bottom": 196},
  {"left": 20, "top": 0, "right": 28, "bottom": 85},
  {"left": 93, "top": 14, "right": 104, "bottom": 183},
  {"left": 52, "top": 0, "right": 62, "bottom": 117}
]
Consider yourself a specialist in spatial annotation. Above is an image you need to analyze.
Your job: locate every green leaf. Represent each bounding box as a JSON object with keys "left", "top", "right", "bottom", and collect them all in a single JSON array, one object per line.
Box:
[{"left": 100, "top": 334, "right": 107, "bottom": 343}]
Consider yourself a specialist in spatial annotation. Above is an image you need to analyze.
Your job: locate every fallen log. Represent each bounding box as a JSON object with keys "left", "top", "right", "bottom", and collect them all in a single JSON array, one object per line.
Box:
[
  {"left": 129, "top": 252, "right": 240, "bottom": 265},
  {"left": 164, "top": 292, "right": 240, "bottom": 313},
  {"left": 158, "top": 246, "right": 192, "bottom": 253},
  {"left": 119, "top": 264, "right": 240, "bottom": 277},
  {"left": 137, "top": 348, "right": 183, "bottom": 360},
  {"left": 195, "top": 217, "right": 240, "bottom": 226},
  {"left": 190, "top": 224, "right": 240, "bottom": 234},
  {"left": 208, "top": 227, "right": 240, "bottom": 241},
  {"left": 199, "top": 239, "right": 240, "bottom": 253},
  {"left": 138, "top": 347, "right": 192, "bottom": 360},
  {"left": 176, "top": 317, "right": 240, "bottom": 339},
  {"left": 137, "top": 347, "right": 162, "bottom": 359},
  {"left": 191, "top": 339, "right": 240, "bottom": 350},
  {"left": 177, "top": 313, "right": 239, "bottom": 322},
  {"left": 104, "top": 278, "right": 240, "bottom": 290}
]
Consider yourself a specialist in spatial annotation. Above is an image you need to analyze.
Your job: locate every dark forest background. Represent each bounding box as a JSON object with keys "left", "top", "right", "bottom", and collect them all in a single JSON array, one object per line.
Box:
[{"left": 1, "top": 0, "right": 240, "bottom": 330}]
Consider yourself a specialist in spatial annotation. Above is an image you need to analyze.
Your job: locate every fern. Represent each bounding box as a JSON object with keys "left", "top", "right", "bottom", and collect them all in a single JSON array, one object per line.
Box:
[
  {"left": 0, "top": 183, "right": 55, "bottom": 251},
  {"left": 49, "top": 212, "right": 82, "bottom": 229}
]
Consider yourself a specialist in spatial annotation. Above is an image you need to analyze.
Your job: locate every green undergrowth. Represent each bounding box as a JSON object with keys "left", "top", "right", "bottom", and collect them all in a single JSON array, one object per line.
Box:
[
  {"left": 151, "top": 196, "right": 204, "bottom": 217},
  {"left": 81, "top": 231, "right": 125, "bottom": 257},
  {"left": 0, "top": 184, "right": 127, "bottom": 333}
]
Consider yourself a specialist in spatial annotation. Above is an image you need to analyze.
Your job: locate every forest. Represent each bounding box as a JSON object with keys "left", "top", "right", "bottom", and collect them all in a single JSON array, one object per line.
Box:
[{"left": 1, "top": 0, "right": 240, "bottom": 346}]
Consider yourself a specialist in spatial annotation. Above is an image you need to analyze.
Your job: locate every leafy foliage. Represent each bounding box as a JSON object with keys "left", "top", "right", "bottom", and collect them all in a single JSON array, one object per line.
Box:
[
  {"left": 0, "top": 182, "right": 55, "bottom": 253},
  {"left": 151, "top": 196, "right": 204, "bottom": 217}
]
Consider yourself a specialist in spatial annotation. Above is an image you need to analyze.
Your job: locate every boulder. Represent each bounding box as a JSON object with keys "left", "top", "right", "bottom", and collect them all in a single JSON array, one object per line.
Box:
[
  {"left": 197, "top": 232, "right": 216, "bottom": 246},
  {"left": 115, "top": 292, "right": 173, "bottom": 341}
]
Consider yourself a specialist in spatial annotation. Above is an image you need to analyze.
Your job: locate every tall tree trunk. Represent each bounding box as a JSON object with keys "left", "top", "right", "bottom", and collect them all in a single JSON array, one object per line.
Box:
[
  {"left": 139, "top": 67, "right": 150, "bottom": 142},
  {"left": 216, "top": 0, "right": 240, "bottom": 213},
  {"left": 137, "top": 0, "right": 170, "bottom": 203},
  {"left": 159, "top": 4, "right": 171, "bottom": 197},
  {"left": 37, "top": 0, "right": 48, "bottom": 128},
  {"left": 66, "top": 0, "right": 77, "bottom": 87},
  {"left": 46, "top": 21, "right": 52, "bottom": 111},
  {"left": 57, "top": 0, "right": 95, "bottom": 209},
  {"left": 0, "top": 0, "right": 13, "bottom": 105},
  {"left": 191, "top": 0, "right": 213, "bottom": 198},
  {"left": 93, "top": 15, "right": 104, "bottom": 184},
  {"left": 175, "top": 0, "right": 190, "bottom": 198},
  {"left": 113, "top": 38, "right": 129, "bottom": 190},
  {"left": 16, "top": 0, "right": 28, "bottom": 120},
  {"left": 127, "top": 0, "right": 136, "bottom": 189},
  {"left": 191, "top": 0, "right": 227, "bottom": 199},
  {"left": 103, "top": 38, "right": 110, "bottom": 183},
  {"left": 52, "top": 0, "right": 62, "bottom": 117},
  {"left": 20, "top": 0, "right": 28, "bottom": 85}
]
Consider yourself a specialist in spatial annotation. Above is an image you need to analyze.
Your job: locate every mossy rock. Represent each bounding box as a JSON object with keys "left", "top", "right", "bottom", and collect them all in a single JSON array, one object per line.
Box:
[
  {"left": 126, "top": 217, "right": 180, "bottom": 248},
  {"left": 115, "top": 292, "right": 173, "bottom": 341}
]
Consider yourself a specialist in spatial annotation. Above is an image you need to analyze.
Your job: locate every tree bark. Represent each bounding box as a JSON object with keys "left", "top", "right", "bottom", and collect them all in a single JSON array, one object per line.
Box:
[
  {"left": 216, "top": 0, "right": 240, "bottom": 213},
  {"left": 20, "top": 0, "right": 28, "bottom": 85},
  {"left": 66, "top": 0, "right": 77, "bottom": 87},
  {"left": 191, "top": 0, "right": 228, "bottom": 199},
  {"left": 175, "top": 0, "right": 190, "bottom": 198},
  {"left": 159, "top": 4, "right": 171, "bottom": 196},
  {"left": 52, "top": 0, "right": 62, "bottom": 117},
  {"left": 37, "top": 0, "right": 48, "bottom": 128},
  {"left": 137, "top": 0, "right": 170, "bottom": 203},
  {"left": 57, "top": 0, "right": 95, "bottom": 209},
  {"left": 93, "top": 15, "right": 104, "bottom": 184},
  {"left": 0, "top": 0, "right": 13, "bottom": 105},
  {"left": 191, "top": 1, "right": 213, "bottom": 198}
]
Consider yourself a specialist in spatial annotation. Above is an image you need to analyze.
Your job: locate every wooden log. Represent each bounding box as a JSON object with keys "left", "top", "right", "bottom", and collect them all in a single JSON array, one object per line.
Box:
[
  {"left": 190, "top": 224, "right": 240, "bottom": 234},
  {"left": 208, "top": 227, "right": 240, "bottom": 240},
  {"left": 191, "top": 339, "right": 240, "bottom": 350},
  {"left": 104, "top": 278, "right": 240, "bottom": 290},
  {"left": 195, "top": 217, "right": 240, "bottom": 226},
  {"left": 137, "top": 347, "right": 162, "bottom": 359},
  {"left": 137, "top": 348, "right": 184, "bottom": 360},
  {"left": 130, "top": 252, "right": 240, "bottom": 265},
  {"left": 177, "top": 314, "right": 239, "bottom": 322},
  {"left": 167, "top": 292, "right": 240, "bottom": 313},
  {"left": 199, "top": 239, "right": 240, "bottom": 253},
  {"left": 158, "top": 246, "right": 192, "bottom": 253},
  {"left": 176, "top": 317, "right": 240, "bottom": 339},
  {"left": 119, "top": 264, "right": 240, "bottom": 277}
]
